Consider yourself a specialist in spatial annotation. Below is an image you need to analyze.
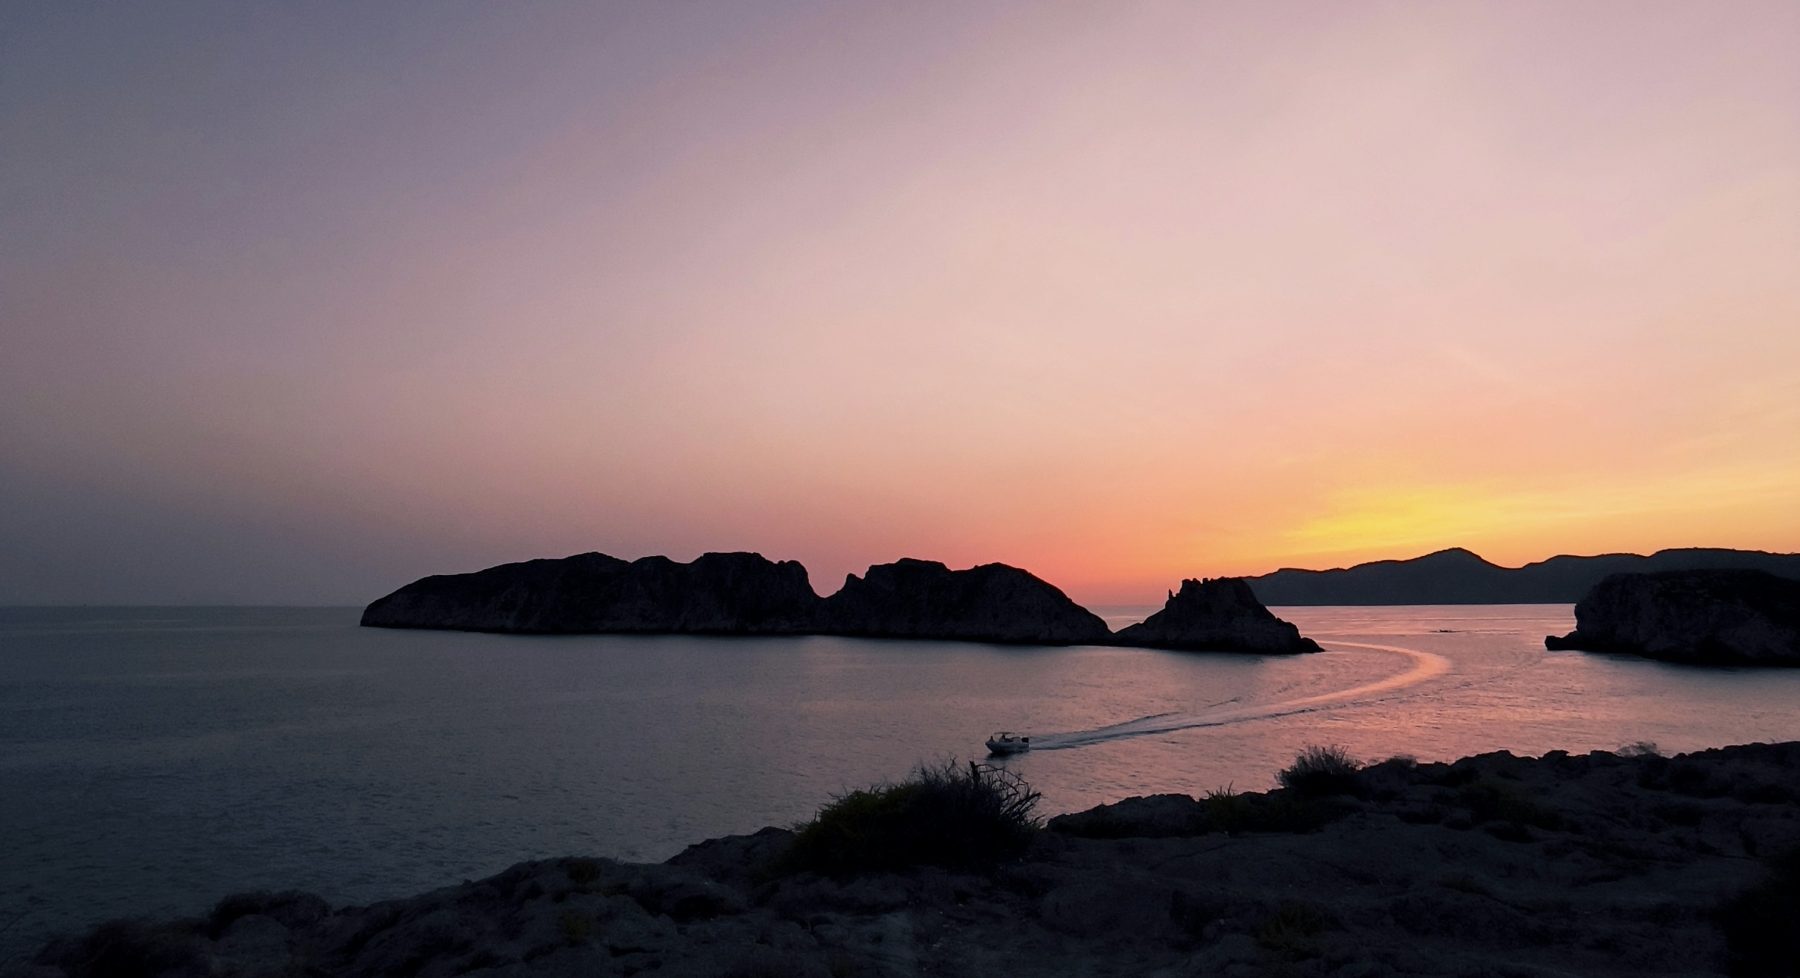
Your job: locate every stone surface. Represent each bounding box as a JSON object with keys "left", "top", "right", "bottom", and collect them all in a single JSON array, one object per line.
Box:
[
  {"left": 814, "top": 558, "right": 1112, "bottom": 645},
  {"left": 1113, "top": 577, "right": 1322, "bottom": 654},
  {"left": 360, "top": 551, "right": 819, "bottom": 634},
  {"left": 1545, "top": 569, "right": 1800, "bottom": 666},
  {"left": 21, "top": 743, "right": 1800, "bottom": 978}
]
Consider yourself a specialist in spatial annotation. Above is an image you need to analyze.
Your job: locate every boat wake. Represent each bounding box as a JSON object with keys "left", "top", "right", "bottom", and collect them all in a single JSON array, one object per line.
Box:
[{"left": 1027, "top": 641, "right": 1449, "bottom": 751}]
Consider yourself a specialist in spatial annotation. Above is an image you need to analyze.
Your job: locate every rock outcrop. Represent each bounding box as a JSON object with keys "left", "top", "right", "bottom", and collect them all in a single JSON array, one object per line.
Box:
[
  {"left": 1545, "top": 569, "right": 1800, "bottom": 665},
  {"left": 360, "top": 552, "right": 819, "bottom": 634},
  {"left": 814, "top": 558, "right": 1111, "bottom": 645},
  {"left": 1113, "top": 577, "right": 1321, "bottom": 653},
  {"left": 22, "top": 743, "right": 1800, "bottom": 978}
]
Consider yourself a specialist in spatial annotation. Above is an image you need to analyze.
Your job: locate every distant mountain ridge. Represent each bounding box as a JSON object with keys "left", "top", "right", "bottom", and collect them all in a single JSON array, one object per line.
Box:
[{"left": 1243, "top": 547, "right": 1800, "bottom": 606}]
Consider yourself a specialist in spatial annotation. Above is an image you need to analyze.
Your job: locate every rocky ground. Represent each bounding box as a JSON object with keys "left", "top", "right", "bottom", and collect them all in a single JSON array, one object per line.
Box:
[{"left": 14, "top": 743, "right": 1800, "bottom": 978}]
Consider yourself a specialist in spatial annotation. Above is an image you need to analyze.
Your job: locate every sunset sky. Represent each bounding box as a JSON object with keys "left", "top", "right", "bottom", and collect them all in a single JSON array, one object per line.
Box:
[{"left": 3, "top": 2, "right": 1797, "bottom": 605}]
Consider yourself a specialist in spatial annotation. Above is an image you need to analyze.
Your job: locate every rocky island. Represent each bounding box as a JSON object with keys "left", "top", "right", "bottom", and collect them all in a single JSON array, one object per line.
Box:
[
  {"left": 360, "top": 552, "right": 818, "bottom": 634},
  {"left": 1546, "top": 569, "right": 1800, "bottom": 666},
  {"left": 1114, "top": 577, "right": 1321, "bottom": 654},
  {"left": 814, "top": 558, "right": 1111, "bottom": 645},
  {"left": 19, "top": 742, "right": 1799, "bottom": 978},
  {"left": 362, "top": 553, "right": 1310, "bottom": 652}
]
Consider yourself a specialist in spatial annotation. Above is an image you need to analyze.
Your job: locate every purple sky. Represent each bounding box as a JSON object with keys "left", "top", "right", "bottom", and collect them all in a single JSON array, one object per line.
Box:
[{"left": 3, "top": 2, "right": 1797, "bottom": 604}]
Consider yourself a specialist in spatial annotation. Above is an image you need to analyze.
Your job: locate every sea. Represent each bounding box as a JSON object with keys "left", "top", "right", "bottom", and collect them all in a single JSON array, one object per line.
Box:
[{"left": 3, "top": 603, "right": 1798, "bottom": 964}]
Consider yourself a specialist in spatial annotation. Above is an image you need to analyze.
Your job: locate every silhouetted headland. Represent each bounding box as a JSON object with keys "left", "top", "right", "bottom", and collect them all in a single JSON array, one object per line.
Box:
[
  {"left": 361, "top": 552, "right": 1314, "bottom": 653},
  {"left": 22, "top": 742, "right": 1799, "bottom": 977},
  {"left": 1244, "top": 547, "right": 1800, "bottom": 605},
  {"left": 1115, "top": 577, "right": 1321, "bottom": 654},
  {"left": 1546, "top": 569, "right": 1800, "bottom": 666}
]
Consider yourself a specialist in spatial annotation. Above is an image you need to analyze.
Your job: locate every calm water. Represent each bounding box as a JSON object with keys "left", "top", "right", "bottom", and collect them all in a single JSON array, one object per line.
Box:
[{"left": 4, "top": 604, "right": 1799, "bottom": 962}]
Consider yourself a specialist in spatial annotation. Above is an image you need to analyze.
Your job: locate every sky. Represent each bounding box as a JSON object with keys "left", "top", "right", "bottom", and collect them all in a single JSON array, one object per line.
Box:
[{"left": 2, "top": 1, "right": 1797, "bottom": 606}]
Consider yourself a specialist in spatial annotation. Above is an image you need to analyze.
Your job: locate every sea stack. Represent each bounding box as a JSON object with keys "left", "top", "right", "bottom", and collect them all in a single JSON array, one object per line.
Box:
[
  {"left": 1545, "top": 569, "right": 1800, "bottom": 666},
  {"left": 360, "top": 552, "right": 819, "bottom": 634},
  {"left": 1114, "top": 577, "right": 1321, "bottom": 654},
  {"left": 814, "top": 558, "right": 1112, "bottom": 645}
]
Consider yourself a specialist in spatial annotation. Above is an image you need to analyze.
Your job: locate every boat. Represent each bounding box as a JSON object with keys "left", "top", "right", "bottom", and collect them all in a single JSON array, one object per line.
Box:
[{"left": 985, "top": 731, "right": 1031, "bottom": 755}]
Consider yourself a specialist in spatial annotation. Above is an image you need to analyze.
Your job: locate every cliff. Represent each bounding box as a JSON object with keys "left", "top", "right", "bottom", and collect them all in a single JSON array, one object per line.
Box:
[
  {"left": 1244, "top": 547, "right": 1800, "bottom": 606},
  {"left": 360, "top": 552, "right": 819, "bottom": 634},
  {"left": 20, "top": 743, "right": 1800, "bottom": 978},
  {"left": 1545, "top": 569, "right": 1800, "bottom": 666},
  {"left": 1113, "top": 577, "right": 1321, "bottom": 654},
  {"left": 814, "top": 558, "right": 1112, "bottom": 646}
]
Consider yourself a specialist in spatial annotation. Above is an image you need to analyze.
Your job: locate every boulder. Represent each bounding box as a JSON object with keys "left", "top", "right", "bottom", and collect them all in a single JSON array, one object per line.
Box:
[
  {"left": 1113, "top": 578, "right": 1321, "bottom": 654},
  {"left": 814, "top": 558, "right": 1112, "bottom": 645},
  {"left": 1544, "top": 570, "right": 1800, "bottom": 666},
  {"left": 360, "top": 551, "right": 819, "bottom": 634}
]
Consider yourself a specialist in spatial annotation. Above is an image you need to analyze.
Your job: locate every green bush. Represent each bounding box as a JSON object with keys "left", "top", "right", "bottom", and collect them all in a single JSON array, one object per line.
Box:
[
  {"left": 1278, "top": 745, "right": 1364, "bottom": 797},
  {"left": 782, "top": 761, "right": 1041, "bottom": 876},
  {"left": 1202, "top": 784, "right": 1254, "bottom": 833}
]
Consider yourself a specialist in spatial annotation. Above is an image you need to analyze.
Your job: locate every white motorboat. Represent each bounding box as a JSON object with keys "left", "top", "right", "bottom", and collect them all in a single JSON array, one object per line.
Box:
[{"left": 985, "top": 731, "right": 1031, "bottom": 755}]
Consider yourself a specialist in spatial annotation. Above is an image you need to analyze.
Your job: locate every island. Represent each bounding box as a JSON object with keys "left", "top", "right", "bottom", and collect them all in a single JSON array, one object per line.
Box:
[
  {"left": 361, "top": 552, "right": 1314, "bottom": 653},
  {"left": 1545, "top": 569, "right": 1800, "bottom": 666},
  {"left": 22, "top": 742, "right": 1799, "bottom": 977},
  {"left": 1113, "top": 577, "right": 1321, "bottom": 654},
  {"left": 360, "top": 551, "right": 818, "bottom": 635},
  {"left": 813, "top": 558, "right": 1112, "bottom": 645}
]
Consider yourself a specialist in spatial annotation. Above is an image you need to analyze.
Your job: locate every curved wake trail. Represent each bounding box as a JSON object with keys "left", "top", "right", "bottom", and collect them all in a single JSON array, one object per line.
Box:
[{"left": 1028, "top": 641, "right": 1449, "bottom": 751}]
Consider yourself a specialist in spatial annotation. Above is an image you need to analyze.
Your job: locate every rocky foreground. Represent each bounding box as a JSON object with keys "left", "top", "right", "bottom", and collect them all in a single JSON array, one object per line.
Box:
[{"left": 19, "top": 743, "right": 1800, "bottom": 978}]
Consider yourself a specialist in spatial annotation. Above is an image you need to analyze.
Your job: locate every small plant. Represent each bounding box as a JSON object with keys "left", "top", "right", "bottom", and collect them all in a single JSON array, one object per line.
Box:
[
  {"left": 1203, "top": 784, "right": 1254, "bottom": 834},
  {"left": 1278, "top": 744, "right": 1364, "bottom": 797},
  {"left": 781, "top": 760, "right": 1041, "bottom": 876}
]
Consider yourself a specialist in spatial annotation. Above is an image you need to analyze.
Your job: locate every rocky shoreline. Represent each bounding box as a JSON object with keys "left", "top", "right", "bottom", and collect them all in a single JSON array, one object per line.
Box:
[{"left": 17, "top": 742, "right": 1799, "bottom": 977}]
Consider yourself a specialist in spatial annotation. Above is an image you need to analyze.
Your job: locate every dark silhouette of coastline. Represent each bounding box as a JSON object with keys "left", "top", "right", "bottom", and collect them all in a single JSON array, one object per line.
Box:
[
  {"left": 1243, "top": 547, "right": 1800, "bottom": 605},
  {"left": 361, "top": 553, "right": 1315, "bottom": 654}
]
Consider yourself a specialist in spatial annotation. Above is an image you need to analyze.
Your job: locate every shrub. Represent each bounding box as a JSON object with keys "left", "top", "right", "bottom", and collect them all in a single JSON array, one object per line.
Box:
[
  {"left": 782, "top": 761, "right": 1041, "bottom": 876},
  {"left": 1202, "top": 784, "right": 1254, "bottom": 833},
  {"left": 1278, "top": 745, "right": 1364, "bottom": 797}
]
